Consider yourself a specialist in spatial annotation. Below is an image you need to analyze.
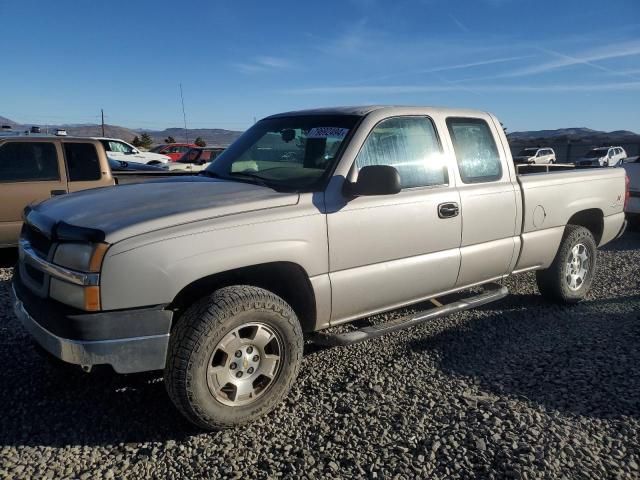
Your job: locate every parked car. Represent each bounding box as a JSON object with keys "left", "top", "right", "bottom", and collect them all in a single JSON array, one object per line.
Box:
[
  {"left": 0, "top": 136, "right": 181, "bottom": 247},
  {"left": 108, "top": 158, "right": 169, "bottom": 172},
  {"left": 622, "top": 155, "right": 640, "bottom": 230},
  {"left": 13, "top": 106, "right": 627, "bottom": 430},
  {"left": 167, "top": 147, "right": 225, "bottom": 172},
  {"left": 97, "top": 137, "right": 170, "bottom": 165},
  {"left": 150, "top": 143, "right": 197, "bottom": 161},
  {"left": 513, "top": 147, "right": 556, "bottom": 164},
  {"left": 576, "top": 146, "right": 627, "bottom": 167}
]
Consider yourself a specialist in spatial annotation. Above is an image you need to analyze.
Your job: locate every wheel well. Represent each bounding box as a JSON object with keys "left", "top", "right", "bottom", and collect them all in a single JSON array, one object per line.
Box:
[
  {"left": 169, "top": 262, "right": 317, "bottom": 332},
  {"left": 567, "top": 209, "right": 604, "bottom": 244}
]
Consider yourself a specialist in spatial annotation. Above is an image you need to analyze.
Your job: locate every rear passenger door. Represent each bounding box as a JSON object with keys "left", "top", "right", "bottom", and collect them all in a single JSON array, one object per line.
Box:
[
  {"left": 445, "top": 117, "right": 519, "bottom": 287},
  {"left": 63, "top": 142, "right": 107, "bottom": 193},
  {"left": 328, "top": 116, "right": 462, "bottom": 323},
  {"left": 0, "top": 141, "right": 67, "bottom": 246}
]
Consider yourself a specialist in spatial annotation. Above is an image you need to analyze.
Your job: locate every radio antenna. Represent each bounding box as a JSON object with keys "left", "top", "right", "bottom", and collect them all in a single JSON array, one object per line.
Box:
[{"left": 180, "top": 83, "right": 188, "bottom": 143}]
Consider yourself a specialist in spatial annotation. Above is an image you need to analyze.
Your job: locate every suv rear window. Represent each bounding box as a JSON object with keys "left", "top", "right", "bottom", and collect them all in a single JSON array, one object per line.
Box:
[
  {"left": 0, "top": 142, "right": 59, "bottom": 182},
  {"left": 64, "top": 143, "right": 101, "bottom": 181}
]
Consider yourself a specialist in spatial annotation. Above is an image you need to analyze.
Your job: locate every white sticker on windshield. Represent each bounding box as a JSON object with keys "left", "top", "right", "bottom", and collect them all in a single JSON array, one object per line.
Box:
[{"left": 307, "top": 127, "right": 349, "bottom": 139}]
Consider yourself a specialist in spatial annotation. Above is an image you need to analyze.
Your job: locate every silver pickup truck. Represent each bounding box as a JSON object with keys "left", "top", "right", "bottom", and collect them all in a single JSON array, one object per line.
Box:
[{"left": 13, "top": 106, "right": 627, "bottom": 430}]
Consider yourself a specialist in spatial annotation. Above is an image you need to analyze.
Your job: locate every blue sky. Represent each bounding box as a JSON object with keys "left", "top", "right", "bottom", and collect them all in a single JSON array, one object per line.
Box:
[{"left": 1, "top": 0, "right": 639, "bottom": 132}]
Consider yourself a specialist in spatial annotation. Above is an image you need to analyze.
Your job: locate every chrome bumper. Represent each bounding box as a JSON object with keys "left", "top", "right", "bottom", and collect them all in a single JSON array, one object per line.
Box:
[{"left": 13, "top": 286, "right": 169, "bottom": 374}]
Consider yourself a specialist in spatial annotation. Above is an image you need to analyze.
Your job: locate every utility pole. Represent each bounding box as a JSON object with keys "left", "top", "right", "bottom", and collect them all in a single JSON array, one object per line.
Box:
[
  {"left": 101, "top": 109, "right": 105, "bottom": 137},
  {"left": 180, "top": 83, "right": 189, "bottom": 143}
]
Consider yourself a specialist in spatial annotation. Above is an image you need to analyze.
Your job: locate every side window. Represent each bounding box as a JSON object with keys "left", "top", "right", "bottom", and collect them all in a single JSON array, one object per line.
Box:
[
  {"left": 109, "top": 141, "right": 133, "bottom": 154},
  {"left": 0, "top": 142, "right": 59, "bottom": 182},
  {"left": 355, "top": 116, "right": 446, "bottom": 188},
  {"left": 446, "top": 117, "right": 502, "bottom": 183},
  {"left": 64, "top": 143, "right": 101, "bottom": 181}
]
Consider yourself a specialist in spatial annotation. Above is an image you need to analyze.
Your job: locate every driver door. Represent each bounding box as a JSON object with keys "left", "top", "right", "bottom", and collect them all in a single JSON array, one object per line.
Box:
[{"left": 327, "top": 116, "right": 462, "bottom": 324}]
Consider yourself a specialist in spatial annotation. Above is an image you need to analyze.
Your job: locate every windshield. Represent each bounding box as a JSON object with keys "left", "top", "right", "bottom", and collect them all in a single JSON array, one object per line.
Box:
[
  {"left": 206, "top": 115, "right": 359, "bottom": 191},
  {"left": 149, "top": 145, "right": 166, "bottom": 153},
  {"left": 585, "top": 149, "right": 607, "bottom": 158},
  {"left": 518, "top": 148, "right": 538, "bottom": 156}
]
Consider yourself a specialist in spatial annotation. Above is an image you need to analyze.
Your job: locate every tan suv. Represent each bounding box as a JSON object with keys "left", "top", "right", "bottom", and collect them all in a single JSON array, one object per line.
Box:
[{"left": 0, "top": 136, "right": 114, "bottom": 247}]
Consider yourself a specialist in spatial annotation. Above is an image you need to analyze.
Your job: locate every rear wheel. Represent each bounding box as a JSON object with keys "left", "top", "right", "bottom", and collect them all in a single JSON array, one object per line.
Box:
[
  {"left": 536, "top": 225, "right": 597, "bottom": 303},
  {"left": 165, "top": 286, "right": 303, "bottom": 430}
]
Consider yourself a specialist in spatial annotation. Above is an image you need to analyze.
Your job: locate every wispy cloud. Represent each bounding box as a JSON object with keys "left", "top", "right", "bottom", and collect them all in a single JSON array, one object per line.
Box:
[
  {"left": 340, "top": 55, "right": 532, "bottom": 87},
  {"left": 507, "top": 40, "right": 640, "bottom": 77},
  {"left": 318, "top": 17, "right": 370, "bottom": 56},
  {"left": 233, "top": 56, "right": 292, "bottom": 73},
  {"left": 287, "top": 81, "right": 640, "bottom": 95},
  {"left": 449, "top": 14, "right": 469, "bottom": 33}
]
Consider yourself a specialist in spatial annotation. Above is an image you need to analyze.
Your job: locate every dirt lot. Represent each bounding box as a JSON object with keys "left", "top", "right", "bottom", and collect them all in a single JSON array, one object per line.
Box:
[{"left": 1, "top": 231, "right": 638, "bottom": 479}]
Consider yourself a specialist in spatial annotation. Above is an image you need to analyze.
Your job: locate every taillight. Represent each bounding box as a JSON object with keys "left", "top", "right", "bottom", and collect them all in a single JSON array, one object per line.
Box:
[{"left": 624, "top": 174, "right": 630, "bottom": 210}]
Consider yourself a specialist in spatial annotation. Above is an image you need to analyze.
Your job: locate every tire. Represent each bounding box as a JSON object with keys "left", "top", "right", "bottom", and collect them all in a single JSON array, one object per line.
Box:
[
  {"left": 165, "top": 285, "right": 303, "bottom": 430},
  {"left": 536, "top": 225, "right": 597, "bottom": 303}
]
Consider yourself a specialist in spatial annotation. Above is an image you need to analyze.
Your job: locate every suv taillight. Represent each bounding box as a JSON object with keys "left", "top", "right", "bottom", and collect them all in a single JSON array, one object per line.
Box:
[{"left": 624, "top": 174, "right": 630, "bottom": 210}]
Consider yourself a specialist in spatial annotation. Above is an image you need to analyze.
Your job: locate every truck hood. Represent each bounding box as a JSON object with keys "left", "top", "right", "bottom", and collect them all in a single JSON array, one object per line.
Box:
[{"left": 28, "top": 177, "right": 299, "bottom": 243}]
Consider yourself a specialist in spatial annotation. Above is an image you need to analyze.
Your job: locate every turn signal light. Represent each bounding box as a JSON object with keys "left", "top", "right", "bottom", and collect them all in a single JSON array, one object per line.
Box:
[
  {"left": 89, "top": 243, "right": 109, "bottom": 272},
  {"left": 84, "top": 286, "right": 101, "bottom": 311}
]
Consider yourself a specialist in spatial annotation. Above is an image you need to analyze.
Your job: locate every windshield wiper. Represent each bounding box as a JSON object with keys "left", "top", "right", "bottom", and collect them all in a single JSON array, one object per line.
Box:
[
  {"left": 227, "top": 172, "right": 272, "bottom": 188},
  {"left": 200, "top": 170, "right": 292, "bottom": 192},
  {"left": 199, "top": 170, "right": 225, "bottom": 179}
]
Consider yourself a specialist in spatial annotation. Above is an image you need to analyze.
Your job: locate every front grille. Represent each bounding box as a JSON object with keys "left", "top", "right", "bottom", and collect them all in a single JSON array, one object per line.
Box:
[{"left": 24, "top": 224, "right": 53, "bottom": 257}]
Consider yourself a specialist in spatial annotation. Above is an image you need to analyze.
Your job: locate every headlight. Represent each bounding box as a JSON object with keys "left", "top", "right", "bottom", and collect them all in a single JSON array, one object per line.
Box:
[
  {"left": 54, "top": 243, "right": 109, "bottom": 272},
  {"left": 51, "top": 243, "right": 108, "bottom": 311},
  {"left": 50, "top": 278, "right": 101, "bottom": 311}
]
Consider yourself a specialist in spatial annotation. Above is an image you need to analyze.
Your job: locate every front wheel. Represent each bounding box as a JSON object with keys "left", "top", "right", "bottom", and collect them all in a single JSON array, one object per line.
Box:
[
  {"left": 536, "top": 225, "right": 597, "bottom": 303},
  {"left": 165, "top": 286, "right": 303, "bottom": 430}
]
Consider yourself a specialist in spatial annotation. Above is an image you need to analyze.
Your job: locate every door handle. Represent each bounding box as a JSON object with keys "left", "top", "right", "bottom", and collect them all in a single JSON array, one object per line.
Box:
[
  {"left": 438, "top": 202, "right": 459, "bottom": 218},
  {"left": 50, "top": 190, "right": 67, "bottom": 197}
]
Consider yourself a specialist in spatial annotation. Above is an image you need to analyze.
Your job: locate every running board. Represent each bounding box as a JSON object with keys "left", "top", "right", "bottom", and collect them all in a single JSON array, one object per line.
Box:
[{"left": 310, "top": 283, "right": 508, "bottom": 347}]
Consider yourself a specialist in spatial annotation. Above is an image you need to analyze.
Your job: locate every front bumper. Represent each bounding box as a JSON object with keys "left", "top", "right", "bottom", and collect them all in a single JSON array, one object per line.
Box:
[{"left": 12, "top": 280, "right": 172, "bottom": 374}]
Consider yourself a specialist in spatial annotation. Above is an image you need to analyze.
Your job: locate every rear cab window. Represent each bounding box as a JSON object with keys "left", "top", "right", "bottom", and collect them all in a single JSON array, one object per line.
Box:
[
  {"left": 446, "top": 117, "right": 502, "bottom": 183},
  {"left": 63, "top": 143, "right": 102, "bottom": 181},
  {"left": 0, "top": 141, "right": 60, "bottom": 182}
]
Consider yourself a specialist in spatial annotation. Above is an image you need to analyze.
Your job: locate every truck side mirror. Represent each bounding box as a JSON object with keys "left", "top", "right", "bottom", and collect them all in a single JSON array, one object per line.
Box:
[{"left": 345, "top": 165, "right": 402, "bottom": 196}]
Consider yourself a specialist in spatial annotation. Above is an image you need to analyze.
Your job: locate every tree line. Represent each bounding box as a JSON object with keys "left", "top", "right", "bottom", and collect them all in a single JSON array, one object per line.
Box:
[{"left": 132, "top": 133, "right": 207, "bottom": 149}]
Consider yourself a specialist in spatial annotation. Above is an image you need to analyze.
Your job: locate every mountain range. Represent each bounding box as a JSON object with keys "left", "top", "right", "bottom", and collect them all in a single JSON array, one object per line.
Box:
[
  {"left": 2, "top": 115, "right": 638, "bottom": 147},
  {"left": 506, "top": 127, "right": 639, "bottom": 143},
  {"left": 0, "top": 116, "right": 243, "bottom": 147}
]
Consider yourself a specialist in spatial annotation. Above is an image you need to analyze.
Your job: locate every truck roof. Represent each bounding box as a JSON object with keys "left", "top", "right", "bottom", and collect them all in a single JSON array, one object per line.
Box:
[
  {"left": 0, "top": 135, "right": 103, "bottom": 142},
  {"left": 264, "top": 105, "right": 490, "bottom": 119}
]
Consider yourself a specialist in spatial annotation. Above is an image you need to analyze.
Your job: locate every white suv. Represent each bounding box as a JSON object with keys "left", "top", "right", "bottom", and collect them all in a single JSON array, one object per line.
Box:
[
  {"left": 577, "top": 146, "right": 627, "bottom": 167},
  {"left": 513, "top": 147, "right": 556, "bottom": 164},
  {"left": 96, "top": 138, "right": 170, "bottom": 165}
]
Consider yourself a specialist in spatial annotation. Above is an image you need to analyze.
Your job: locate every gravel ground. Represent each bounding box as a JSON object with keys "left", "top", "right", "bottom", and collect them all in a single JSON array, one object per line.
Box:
[{"left": 0, "top": 231, "right": 639, "bottom": 480}]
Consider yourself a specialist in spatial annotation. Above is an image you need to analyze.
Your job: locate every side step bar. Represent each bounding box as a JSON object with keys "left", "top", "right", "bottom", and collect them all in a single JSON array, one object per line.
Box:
[{"left": 310, "top": 283, "right": 508, "bottom": 347}]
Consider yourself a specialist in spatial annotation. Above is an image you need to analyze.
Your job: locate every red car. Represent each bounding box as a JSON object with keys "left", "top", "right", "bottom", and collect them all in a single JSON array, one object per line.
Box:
[{"left": 149, "top": 143, "right": 197, "bottom": 161}]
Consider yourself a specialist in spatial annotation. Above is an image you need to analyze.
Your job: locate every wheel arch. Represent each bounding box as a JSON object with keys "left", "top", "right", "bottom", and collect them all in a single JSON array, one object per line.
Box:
[
  {"left": 168, "top": 261, "right": 318, "bottom": 333},
  {"left": 566, "top": 208, "right": 604, "bottom": 244}
]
